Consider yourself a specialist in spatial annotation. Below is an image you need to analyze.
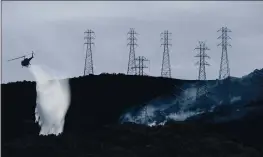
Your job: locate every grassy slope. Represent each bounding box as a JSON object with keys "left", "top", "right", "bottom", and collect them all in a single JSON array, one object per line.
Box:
[
  {"left": 2, "top": 74, "right": 263, "bottom": 157},
  {"left": 3, "top": 122, "right": 262, "bottom": 157},
  {"left": 2, "top": 74, "right": 181, "bottom": 141}
]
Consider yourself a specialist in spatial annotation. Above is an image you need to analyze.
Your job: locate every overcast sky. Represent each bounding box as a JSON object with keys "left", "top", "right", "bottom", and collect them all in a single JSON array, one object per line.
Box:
[{"left": 2, "top": 1, "right": 263, "bottom": 83}]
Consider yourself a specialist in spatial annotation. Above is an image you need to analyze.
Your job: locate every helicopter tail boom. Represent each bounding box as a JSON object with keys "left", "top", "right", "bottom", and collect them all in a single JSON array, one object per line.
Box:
[{"left": 8, "top": 56, "right": 26, "bottom": 62}]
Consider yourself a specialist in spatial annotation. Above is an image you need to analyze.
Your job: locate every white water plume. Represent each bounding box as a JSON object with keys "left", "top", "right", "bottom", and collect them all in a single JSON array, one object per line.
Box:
[{"left": 29, "top": 65, "right": 71, "bottom": 136}]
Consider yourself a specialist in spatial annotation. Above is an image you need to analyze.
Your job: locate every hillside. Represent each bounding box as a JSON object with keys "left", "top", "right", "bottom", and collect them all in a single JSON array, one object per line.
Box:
[
  {"left": 121, "top": 68, "right": 263, "bottom": 125},
  {"left": 2, "top": 74, "right": 182, "bottom": 141},
  {"left": 2, "top": 72, "right": 263, "bottom": 157},
  {"left": 3, "top": 122, "right": 263, "bottom": 157}
]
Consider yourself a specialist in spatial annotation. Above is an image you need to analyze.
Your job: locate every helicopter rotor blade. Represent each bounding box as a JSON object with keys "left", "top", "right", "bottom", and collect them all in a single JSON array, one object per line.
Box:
[
  {"left": 8, "top": 51, "right": 35, "bottom": 62},
  {"left": 8, "top": 55, "right": 25, "bottom": 62},
  {"left": 22, "top": 52, "right": 34, "bottom": 57}
]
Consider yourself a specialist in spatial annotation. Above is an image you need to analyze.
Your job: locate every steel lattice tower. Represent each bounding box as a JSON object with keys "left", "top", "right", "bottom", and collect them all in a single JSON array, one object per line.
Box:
[
  {"left": 194, "top": 41, "right": 210, "bottom": 99},
  {"left": 127, "top": 28, "right": 138, "bottom": 75},
  {"left": 84, "top": 29, "right": 95, "bottom": 75},
  {"left": 217, "top": 27, "right": 232, "bottom": 80},
  {"left": 161, "top": 30, "right": 172, "bottom": 78},
  {"left": 132, "top": 56, "right": 149, "bottom": 76}
]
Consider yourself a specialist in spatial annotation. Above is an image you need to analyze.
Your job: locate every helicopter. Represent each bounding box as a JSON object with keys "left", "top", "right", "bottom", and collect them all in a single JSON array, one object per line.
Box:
[{"left": 8, "top": 51, "right": 35, "bottom": 68}]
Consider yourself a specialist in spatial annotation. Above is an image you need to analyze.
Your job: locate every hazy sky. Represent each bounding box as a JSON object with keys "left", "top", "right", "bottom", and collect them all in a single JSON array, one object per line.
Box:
[{"left": 2, "top": 1, "right": 263, "bottom": 83}]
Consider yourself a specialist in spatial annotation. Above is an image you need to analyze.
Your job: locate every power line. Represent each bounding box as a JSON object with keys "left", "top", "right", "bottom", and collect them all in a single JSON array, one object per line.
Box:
[
  {"left": 217, "top": 27, "right": 232, "bottom": 80},
  {"left": 127, "top": 28, "right": 138, "bottom": 75},
  {"left": 194, "top": 41, "right": 210, "bottom": 99},
  {"left": 161, "top": 30, "right": 172, "bottom": 78},
  {"left": 84, "top": 29, "right": 95, "bottom": 75}
]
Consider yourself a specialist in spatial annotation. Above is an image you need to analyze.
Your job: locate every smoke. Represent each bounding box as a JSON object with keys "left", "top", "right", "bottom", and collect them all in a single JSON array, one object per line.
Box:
[
  {"left": 182, "top": 87, "right": 197, "bottom": 99},
  {"left": 230, "top": 96, "right": 242, "bottom": 104},
  {"left": 178, "top": 87, "right": 197, "bottom": 111},
  {"left": 120, "top": 103, "right": 203, "bottom": 126},
  {"left": 165, "top": 110, "right": 203, "bottom": 121},
  {"left": 29, "top": 65, "right": 71, "bottom": 136}
]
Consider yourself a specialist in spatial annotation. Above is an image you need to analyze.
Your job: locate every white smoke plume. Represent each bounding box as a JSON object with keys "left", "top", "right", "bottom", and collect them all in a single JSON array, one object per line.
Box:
[
  {"left": 165, "top": 110, "right": 203, "bottom": 121},
  {"left": 230, "top": 96, "right": 242, "bottom": 104},
  {"left": 29, "top": 65, "right": 71, "bottom": 136}
]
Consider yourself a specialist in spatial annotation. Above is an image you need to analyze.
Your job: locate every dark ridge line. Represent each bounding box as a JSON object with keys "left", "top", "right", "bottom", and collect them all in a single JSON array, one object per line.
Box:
[{"left": 1, "top": 73, "right": 182, "bottom": 85}]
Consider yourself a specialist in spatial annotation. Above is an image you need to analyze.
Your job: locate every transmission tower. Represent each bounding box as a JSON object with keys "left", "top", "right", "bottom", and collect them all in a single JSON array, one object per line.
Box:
[
  {"left": 127, "top": 28, "right": 138, "bottom": 75},
  {"left": 161, "top": 30, "right": 172, "bottom": 78},
  {"left": 84, "top": 29, "right": 95, "bottom": 75},
  {"left": 194, "top": 41, "right": 210, "bottom": 99},
  {"left": 217, "top": 27, "right": 232, "bottom": 80},
  {"left": 132, "top": 56, "right": 149, "bottom": 76}
]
